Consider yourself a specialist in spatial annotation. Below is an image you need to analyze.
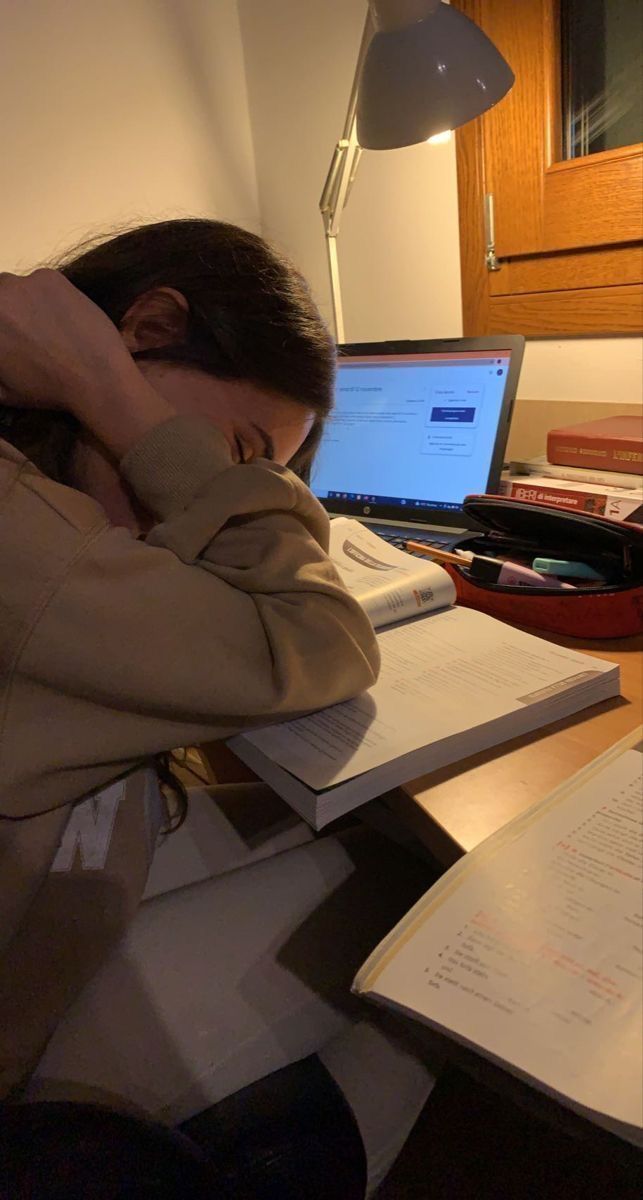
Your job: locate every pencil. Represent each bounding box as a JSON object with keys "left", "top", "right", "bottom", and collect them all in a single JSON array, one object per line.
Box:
[{"left": 404, "top": 540, "right": 471, "bottom": 566}]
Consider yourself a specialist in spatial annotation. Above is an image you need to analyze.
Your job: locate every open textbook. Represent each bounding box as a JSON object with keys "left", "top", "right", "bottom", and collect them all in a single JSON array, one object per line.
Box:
[
  {"left": 355, "top": 730, "right": 643, "bottom": 1146},
  {"left": 228, "top": 519, "right": 620, "bottom": 828}
]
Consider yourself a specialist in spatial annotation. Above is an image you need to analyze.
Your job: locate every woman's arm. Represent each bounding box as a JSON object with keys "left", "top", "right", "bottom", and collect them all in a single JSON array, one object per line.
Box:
[
  {"left": 0, "top": 272, "right": 379, "bottom": 817},
  {"left": 2, "top": 417, "right": 378, "bottom": 816}
]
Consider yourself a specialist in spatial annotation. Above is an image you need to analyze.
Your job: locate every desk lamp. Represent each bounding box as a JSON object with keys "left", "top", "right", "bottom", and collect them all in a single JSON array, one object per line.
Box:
[{"left": 319, "top": 0, "right": 514, "bottom": 341}]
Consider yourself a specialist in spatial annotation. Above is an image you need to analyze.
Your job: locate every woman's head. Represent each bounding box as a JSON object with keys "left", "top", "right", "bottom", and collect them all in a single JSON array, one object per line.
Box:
[{"left": 1, "top": 219, "right": 335, "bottom": 512}]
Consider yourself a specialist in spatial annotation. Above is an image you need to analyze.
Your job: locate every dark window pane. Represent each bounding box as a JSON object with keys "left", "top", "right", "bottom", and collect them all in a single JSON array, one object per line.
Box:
[{"left": 561, "top": 0, "right": 643, "bottom": 159}]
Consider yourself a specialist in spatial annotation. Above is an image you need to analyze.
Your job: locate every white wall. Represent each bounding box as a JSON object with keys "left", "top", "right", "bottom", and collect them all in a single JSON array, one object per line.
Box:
[
  {"left": 519, "top": 338, "right": 642, "bottom": 405},
  {"left": 239, "top": 0, "right": 642, "bottom": 406},
  {"left": 0, "top": 0, "right": 260, "bottom": 270},
  {"left": 3, "top": 0, "right": 639, "bottom": 408}
]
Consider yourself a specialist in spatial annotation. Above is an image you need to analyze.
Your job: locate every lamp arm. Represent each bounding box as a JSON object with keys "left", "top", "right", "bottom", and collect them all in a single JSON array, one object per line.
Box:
[
  {"left": 319, "top": 141, "right": 363, "bottom": 239},
  {"left": 319, "top": 11, "right": 373, "bottom": 342}
]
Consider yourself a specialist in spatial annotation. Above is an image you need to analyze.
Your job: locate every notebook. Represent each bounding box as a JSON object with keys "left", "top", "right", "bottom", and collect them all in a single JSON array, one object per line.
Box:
[{"left": 311, "top": 336, "right": 525, "bottom": 549}]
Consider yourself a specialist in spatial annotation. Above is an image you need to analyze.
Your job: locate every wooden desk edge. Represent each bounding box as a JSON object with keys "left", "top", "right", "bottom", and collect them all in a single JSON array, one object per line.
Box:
[{"left": 394, "top": 635, "right": 643, "bottom": 865}]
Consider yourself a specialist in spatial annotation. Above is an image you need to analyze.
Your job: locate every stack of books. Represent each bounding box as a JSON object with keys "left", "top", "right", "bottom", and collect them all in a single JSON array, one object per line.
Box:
[{"left": 501, "top": 415, "right": 643, "bottom": 524}]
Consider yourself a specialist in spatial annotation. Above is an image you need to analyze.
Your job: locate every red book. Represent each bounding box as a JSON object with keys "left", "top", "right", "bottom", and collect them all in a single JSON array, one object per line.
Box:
[{"left": 547, "top": 415, "right": 643, "bottom": 476}]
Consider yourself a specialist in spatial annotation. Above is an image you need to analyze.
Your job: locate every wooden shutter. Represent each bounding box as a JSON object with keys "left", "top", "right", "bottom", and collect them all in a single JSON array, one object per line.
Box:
[{"left": 454, "top": 0, "right": 643, "bottom": 335}]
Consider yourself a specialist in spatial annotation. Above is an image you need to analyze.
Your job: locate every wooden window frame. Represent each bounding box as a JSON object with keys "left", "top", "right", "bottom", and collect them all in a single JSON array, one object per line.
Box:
[{"left": 454, "top": 0, "right": 643, "bottom": 336}]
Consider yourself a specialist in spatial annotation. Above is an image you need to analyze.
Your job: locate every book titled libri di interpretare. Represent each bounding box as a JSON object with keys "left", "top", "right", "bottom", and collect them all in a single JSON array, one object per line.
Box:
[{"left": 499, "top": 471, "right": 643, "bottom": 524}]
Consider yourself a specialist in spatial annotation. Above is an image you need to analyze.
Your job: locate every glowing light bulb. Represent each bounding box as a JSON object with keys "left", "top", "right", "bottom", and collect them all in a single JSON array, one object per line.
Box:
[{"left": 427, "top": 129, "right": 453, "bottom": 144}]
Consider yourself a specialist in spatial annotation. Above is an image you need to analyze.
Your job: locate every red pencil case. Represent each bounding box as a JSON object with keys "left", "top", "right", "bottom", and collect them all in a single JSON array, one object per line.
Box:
[{"left": 444, "top": 496, "right": 643, "bottom": 639}]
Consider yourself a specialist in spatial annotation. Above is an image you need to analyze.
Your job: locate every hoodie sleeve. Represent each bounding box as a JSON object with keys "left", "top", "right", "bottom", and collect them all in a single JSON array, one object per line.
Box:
[{"left": 1, "top": 417, "right": 379, "bottom": 816}]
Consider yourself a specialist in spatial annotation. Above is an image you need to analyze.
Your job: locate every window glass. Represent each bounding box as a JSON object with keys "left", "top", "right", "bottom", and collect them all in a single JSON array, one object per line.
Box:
[{"left": 561, "top": 0, "right": 643, "bottom": 159}]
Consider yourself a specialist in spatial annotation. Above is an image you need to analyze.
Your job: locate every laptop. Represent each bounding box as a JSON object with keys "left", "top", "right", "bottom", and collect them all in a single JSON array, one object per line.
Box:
[{"left": 311, "top": 335, "right": 525, "bottom": 550}]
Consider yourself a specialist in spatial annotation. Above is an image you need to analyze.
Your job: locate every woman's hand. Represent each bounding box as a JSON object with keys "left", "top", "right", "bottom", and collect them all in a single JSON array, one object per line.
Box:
[
  {"left": 0, "top": 269, "right": 137, "bottom": 410},
  {"left": 0, "top": 270, "right": 174, "bottom": 457}
]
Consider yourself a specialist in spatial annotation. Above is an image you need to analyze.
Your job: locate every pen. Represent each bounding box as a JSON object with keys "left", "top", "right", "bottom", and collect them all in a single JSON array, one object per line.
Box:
[{"left": 404, "top": 541, "right": 575, "bottom": 590}]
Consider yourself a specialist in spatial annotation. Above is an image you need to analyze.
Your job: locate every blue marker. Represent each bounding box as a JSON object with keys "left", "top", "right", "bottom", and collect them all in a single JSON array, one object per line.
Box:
[{"left": 532, "top": 557, "right": 604, "bottom": 581}]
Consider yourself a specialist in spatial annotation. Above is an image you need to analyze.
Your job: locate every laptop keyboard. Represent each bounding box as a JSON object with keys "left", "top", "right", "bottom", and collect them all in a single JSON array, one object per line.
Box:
[{"left": 374, "top": 529, "right": 456, "bottom": 554}]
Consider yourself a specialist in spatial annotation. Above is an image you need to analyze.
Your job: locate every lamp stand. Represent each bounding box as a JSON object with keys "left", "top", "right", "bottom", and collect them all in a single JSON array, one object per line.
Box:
[{"left": 319, "top": 13, "right": 373, "bottom": 343}]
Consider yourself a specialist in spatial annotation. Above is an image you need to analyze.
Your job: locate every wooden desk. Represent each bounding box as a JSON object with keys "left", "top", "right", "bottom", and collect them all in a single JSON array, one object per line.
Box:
[{"left": 391, "top": 633, "right": 643, "bottom": 867}]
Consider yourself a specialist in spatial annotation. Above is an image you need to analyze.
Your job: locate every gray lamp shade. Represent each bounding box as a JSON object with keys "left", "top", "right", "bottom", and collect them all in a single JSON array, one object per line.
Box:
[{"left": 356, "top": 2, "right": 514, "bottom": 149}]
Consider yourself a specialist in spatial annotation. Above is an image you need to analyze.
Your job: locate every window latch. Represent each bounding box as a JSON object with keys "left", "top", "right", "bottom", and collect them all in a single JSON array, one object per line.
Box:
[{"left": 484, "top": 193, "right": 501, "bottom": 272}]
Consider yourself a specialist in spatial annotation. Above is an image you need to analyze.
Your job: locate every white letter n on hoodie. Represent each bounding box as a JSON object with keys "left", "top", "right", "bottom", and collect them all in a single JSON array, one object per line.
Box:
[{"left": 50, "top": 780, "right": 124, "bottom": 872}]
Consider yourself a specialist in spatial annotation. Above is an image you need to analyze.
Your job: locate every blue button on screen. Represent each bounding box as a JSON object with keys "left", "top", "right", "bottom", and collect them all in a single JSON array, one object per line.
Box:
[{"left": 430, "top": 407, "right": 475, "bottom": 424}]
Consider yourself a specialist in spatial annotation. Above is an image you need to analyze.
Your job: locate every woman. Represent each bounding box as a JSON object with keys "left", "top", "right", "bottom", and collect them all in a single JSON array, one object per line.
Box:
[{"left": 0, "top": 220, "right": 438, "bottom": 1196}]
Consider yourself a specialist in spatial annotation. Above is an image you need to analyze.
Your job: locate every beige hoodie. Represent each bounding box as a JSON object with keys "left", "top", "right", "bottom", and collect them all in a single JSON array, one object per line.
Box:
[{"left": 0, "top": 414, "right": 379, "bottom": 1098}]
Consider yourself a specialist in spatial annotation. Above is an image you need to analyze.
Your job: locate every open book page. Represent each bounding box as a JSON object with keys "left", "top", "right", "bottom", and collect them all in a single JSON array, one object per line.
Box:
[
  {"left": 356, "top": 733, "right": 643, "bottom": 1138},
  {"left": 236, "top": 606, "right": 618, "bottom": 791},
  {"left": 328, "top": 517, "right": 455, "bottom": 628}
]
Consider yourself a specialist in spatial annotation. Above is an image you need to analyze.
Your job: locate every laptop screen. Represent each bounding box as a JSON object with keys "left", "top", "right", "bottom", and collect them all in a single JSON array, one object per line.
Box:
[{"left": 311, "top": 337, "right": 524, "bottom": 528}]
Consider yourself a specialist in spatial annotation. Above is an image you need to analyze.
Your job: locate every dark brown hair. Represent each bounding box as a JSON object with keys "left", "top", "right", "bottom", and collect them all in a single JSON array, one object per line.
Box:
[{"left": 0, "top": 217, "right": 335, "bottom": 484}]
